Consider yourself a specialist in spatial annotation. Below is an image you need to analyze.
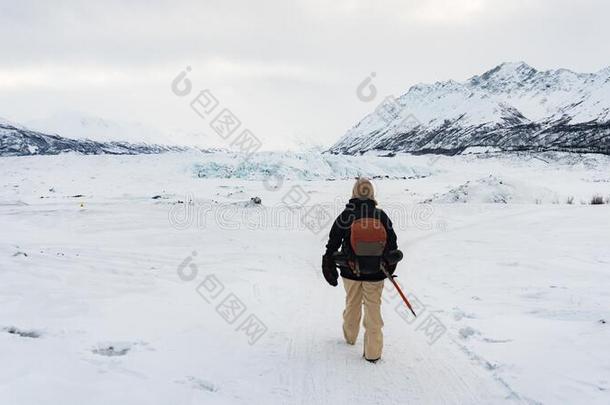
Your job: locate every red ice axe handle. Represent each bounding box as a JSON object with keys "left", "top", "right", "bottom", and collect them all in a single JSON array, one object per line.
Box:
[
  {"left": 331, "top": 251, "right": 416, "bottom": 317},
  {"left": 382, "top": 267, "right": 417, "bottom": 317}
]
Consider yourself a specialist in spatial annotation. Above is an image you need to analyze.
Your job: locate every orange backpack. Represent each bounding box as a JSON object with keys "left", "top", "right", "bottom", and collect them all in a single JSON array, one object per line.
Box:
[{"left": 348, "top": 217, "right": 387, "bottom": 274}]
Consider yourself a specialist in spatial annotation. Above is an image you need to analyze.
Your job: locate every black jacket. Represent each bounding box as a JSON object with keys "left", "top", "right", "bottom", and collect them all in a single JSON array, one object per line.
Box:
[{"left": 325, "top": 198, "right": 398, "bottom": 281}]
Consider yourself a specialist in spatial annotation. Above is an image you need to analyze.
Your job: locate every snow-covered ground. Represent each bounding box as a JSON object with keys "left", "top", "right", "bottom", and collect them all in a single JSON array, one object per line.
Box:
[{"left": 1, "top": 151, "right": 609, "bottom": 404}]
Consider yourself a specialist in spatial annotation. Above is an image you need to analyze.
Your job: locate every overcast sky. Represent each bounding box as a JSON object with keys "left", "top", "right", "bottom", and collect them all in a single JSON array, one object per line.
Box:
[{"left": 0, "top": 0, "right": 608, "bottom": 149}]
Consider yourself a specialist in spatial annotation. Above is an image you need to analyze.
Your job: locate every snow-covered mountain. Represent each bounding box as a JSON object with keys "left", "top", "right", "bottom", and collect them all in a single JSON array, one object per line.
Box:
[
  {"left": 0, "top": 118, "right": 188, "bottom": 156},
  {"left": 330, "top": 62, "right": 610, "bottom": 155},
  {"left": 25, "top": 111, "right": 175, "bottom": 145}
]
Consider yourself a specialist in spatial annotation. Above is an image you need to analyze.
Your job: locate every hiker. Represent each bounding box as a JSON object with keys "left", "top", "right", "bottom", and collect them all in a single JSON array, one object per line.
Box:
[{"left": 322, "top": 177, "right": 398, "bottom": 363}]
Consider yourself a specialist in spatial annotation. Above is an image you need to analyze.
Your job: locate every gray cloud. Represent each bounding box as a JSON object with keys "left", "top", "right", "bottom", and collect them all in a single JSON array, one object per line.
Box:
[{"left": 0, "top": 0, "right": 608, "bottom": 149}]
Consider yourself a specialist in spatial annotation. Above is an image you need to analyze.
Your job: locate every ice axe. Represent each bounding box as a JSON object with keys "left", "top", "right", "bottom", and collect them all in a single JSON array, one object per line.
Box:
[{"left": 333, "top": 250, "right": 417, "bottom": 317}]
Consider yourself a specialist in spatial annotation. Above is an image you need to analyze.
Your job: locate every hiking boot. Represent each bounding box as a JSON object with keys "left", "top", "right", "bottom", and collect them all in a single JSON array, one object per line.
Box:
[{"left": 363, "top": 353, "right": 380, "bottom": 363}]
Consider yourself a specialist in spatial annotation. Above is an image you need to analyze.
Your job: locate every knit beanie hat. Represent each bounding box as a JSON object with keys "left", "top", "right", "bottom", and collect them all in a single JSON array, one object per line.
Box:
[{"left": 352, "top": 177, "right": 376, "bottom": 203}]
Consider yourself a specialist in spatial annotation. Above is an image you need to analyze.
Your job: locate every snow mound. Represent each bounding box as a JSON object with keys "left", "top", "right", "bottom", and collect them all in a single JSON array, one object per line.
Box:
[{"left": 430, "top": 175, "right": 558, "bottom": 204}]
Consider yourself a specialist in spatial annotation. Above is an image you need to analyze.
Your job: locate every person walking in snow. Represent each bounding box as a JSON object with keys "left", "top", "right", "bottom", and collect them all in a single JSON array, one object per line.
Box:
[{"left": 322, "top": 177, "right": 398, "bottom": 363}]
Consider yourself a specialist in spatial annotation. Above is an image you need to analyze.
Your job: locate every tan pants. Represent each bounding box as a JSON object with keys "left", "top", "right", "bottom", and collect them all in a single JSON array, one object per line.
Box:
[{"left": 342, "top": 277, "right": 384, "bottom": 360}]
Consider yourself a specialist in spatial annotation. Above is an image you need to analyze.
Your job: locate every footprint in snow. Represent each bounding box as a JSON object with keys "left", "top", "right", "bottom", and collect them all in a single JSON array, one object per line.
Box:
[
  {"left": 484, "top": 361, "right": 499, "bottom": 370},
  {"left": 458, "top": 326, "right": 480, "bottom": 339},
  {"left": 453, "top": 308, "right": 476, "bottom": 321},
  {"left": 92, "top": 341, "right": 149, "bottom": 357},
  {"left": 176, "top": 376, "right": 218, "bottom": 392},
  {"left": 3, "top": 326, "right": 41, "bottom": 338},
  {"left": 482, "top": 337, "right": 513, "bottom": 344},
  {"left": 458, "top": 326, "right": 511, "bottom": 344}
]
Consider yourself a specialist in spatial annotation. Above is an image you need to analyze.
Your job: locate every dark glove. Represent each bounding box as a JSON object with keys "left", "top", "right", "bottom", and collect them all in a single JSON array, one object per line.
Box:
[
  {"left": 322, "top": 254, "right": 338, "bottom": 287},
  {"left": 387, "top": 262, "right": 397, "bottom": 276}
]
